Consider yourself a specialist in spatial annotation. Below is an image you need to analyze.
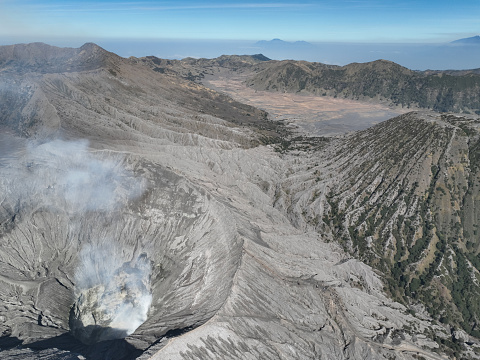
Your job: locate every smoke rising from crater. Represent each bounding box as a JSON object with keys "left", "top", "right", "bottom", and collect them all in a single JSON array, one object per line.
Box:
[
  {"left": 1, "top": 135, "right": 145, "bottom": 213},
  {"left": 72, "top": 243, "right": 152, "bottom": 342},
  {"left": 28, "top": 138, "right": 144, "bottom": 212},
  {"left": 1, "top": 134, "right": 152, "bottom": 342}
]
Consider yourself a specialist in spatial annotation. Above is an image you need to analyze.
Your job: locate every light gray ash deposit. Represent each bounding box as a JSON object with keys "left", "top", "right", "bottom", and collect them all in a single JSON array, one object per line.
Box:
[{"left": 1, "top": 42, "right": 473, "bottom": 360}]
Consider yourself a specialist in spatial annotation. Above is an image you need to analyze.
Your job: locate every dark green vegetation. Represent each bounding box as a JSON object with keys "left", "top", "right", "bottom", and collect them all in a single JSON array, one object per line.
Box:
[
  {"left": 314, "top": 112, "right": 480, "bottom": 353},
  {"left": 246, "top": 60, "right": 480, "bottom": 114}
]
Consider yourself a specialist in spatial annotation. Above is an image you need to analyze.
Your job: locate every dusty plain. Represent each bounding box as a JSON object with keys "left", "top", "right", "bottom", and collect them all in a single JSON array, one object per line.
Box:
[{"left": 202, "top": 69, "right": 408, "bottom": 136}]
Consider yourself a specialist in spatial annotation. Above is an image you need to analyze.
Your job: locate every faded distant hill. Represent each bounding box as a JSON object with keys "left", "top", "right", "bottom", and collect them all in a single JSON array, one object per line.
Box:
[
  {"left": 90, "top": 37, "right": 480, "bottom": 71},
  {"left": 451, "top": 35, "right": 480, "bottom": 44},
  {"left": 253, "top": 39, "right": 318, "bottom": 62},
  {"left": 255, "top": 39, "right": 315, "bottom": 48}
]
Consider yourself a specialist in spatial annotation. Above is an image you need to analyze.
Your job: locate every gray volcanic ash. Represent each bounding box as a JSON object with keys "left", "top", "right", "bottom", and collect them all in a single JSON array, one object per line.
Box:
[{"left": 2, "top": 42, "right": 476, "bottom": 359}]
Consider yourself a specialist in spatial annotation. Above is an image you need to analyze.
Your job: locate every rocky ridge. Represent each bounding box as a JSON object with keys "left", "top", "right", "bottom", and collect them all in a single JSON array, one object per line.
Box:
[
  {"left": 274, "top": 111, "right": 480, "bottom": 357},
  {"left": 140, "top": 52, "right": 480, "bottom": 114},
  {"left": 245, "top": 60, "right": 480, "bottom": 113}
]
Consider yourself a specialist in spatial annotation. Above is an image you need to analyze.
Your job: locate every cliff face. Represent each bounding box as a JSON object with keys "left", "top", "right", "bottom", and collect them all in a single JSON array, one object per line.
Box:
[{"left": 0, "top": 43, "right": 475, "bottom": 360}]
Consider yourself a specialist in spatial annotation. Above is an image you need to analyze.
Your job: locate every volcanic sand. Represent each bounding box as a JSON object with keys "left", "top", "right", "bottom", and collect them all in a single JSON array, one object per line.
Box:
[{"left": 202, "top": 70, "right": 409, "bottom": 136}]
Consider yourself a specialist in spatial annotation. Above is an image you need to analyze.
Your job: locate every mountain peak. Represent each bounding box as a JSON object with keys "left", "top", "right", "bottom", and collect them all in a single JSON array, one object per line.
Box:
[
  {"left": 79, "top": 42, "right": 115, "bottom": 56},
  {"left": 0, "top": 42, "right": 117, "bottom": 74},
  {"left": 80, "top": 42, "right": 103, "bottom": 51},
  {"left": 256, "top": 39, "right": 312, "bottom": 45},
  {"left": 250, "top": 54, "right": 271, "bottom": 61},
  {"left": 451, "top": 35, "right": 480, "bottom": 44}
]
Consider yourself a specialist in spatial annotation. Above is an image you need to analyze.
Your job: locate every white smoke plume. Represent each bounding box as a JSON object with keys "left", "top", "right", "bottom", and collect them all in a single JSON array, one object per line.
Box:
[
  {"left": 74, "top": 243, "right": 152, "bottom": 337},
  {"left": 1, "top": 135, "right": 144, "bottom": 214},
  {"left": 28, "top": 138, "right": 144, "bottom": 212},
  {"left": 1, "top": 134, "right": 152, "bottom": 341}
]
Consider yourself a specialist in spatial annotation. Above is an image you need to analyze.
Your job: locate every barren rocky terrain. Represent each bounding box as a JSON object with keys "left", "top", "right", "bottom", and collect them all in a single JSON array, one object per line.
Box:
[
  {"left": 1, "top": 43, "right": 480, "bottom": 359},
  {"left": 201, "top": 68, "right": 407, "bottom": 136}
]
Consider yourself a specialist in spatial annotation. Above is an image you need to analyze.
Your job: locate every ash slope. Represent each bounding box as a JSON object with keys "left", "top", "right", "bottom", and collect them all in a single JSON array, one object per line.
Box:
[
  {"left": 277, "top": 111, "right": 480, "bottom": 357},
  {"left": 0, "top": 42, "right": 462, "bottom": 360}
]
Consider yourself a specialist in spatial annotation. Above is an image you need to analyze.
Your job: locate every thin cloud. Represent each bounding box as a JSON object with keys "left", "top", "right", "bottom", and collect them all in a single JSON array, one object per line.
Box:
[
  {"left": 137, "top": 3, "right": 311, "bottom": 10},
  {"left": 25, "top": 2, "right": 312, "bottom": 12}
]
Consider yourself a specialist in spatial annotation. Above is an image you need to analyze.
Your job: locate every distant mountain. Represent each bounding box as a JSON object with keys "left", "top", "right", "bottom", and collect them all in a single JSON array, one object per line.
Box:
[
  {"left": 139, "top": 53, "right": 271, "bottom": 81},
  {"left": 451, "top": 35, "right": 480, "bottom": 44},
  {"left": 253, "top": 39, "right": 318, "bottom": 62},
  {"left": 421, "top": 68, "right": 480, "bottom": 76},
  {"left": 255, "top": 39, "right": 315, "bottom": 48},
  {"left": 246, "top": 58, "right": 480, "bottom": 113},
  {"left": 185, "top": 53, "right": 271, "bottom": 65}
]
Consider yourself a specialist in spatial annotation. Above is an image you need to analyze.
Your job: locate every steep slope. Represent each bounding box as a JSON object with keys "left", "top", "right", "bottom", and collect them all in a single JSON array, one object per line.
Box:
[
  {"left": 0, "top": 43, "right": 276, "bottom": 141},
  {"left": 246, "top": 59, "right": 480, "bottom": 113},
  {"left": 276, "top": 111, "right": 480, "bottom": 357}
]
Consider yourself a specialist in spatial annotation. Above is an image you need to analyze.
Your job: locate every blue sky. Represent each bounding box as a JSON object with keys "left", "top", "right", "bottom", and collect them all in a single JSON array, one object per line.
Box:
[{"left": 1, "top": 0, "right": 479, "bottom": 44}]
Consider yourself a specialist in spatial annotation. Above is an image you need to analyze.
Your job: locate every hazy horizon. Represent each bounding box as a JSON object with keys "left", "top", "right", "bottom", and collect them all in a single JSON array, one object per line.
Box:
[
  {"left": 2, "top": 1, "right": 479, "bottom": 41},
  {"left": 1, "top": 36, "right": 479, "bottom": 71},
  {"left": 1, "top": 0, "right": 480, "bottom": 70}
]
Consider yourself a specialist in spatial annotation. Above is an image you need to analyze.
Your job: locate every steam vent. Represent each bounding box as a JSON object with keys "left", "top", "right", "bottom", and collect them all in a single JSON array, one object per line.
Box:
[
  {"left": 2, "top": 42, "right": 480, "bottom": 359},
  {"left": 69, "top": 256, "right": 152, "bottom": 344}
]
